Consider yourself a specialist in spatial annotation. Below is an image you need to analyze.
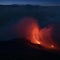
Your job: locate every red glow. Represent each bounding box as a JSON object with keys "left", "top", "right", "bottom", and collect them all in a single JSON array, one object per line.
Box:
[
  {"left": 39, "top": 26, "right": 57, "bottom": 50},
  {"left": 16, "top": 17, "right": 60, "bottom": 51}
]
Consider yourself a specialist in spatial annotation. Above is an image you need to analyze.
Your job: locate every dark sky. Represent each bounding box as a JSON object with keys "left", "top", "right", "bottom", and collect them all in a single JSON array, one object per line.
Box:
[
  {"left": 0, "top": 0, "right": 60, "bottom": 5},
  {"left": 0, "top": 0, "right": 60, "bottom": 41},
  {"left": 0, "top": 0, "right": 60, "bottom": 2}
]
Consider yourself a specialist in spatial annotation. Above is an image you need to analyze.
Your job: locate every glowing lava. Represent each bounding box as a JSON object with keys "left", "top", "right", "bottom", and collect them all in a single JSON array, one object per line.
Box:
[
  {"left": 39, "top": 26, "right": 57, "bottom": 50},
  {"left": 16, "top": 17, "right": 60, "bottom": 51}
]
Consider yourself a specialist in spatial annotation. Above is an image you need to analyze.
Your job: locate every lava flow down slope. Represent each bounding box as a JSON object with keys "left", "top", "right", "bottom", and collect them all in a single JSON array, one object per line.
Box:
[{"left": 15, "top": 17, "right": 60, "bottom": 51}]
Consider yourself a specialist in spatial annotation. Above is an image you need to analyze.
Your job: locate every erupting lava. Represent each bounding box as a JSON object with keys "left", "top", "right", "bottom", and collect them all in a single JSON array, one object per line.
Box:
[{"left": 16, "top": 17, "right": 60, "bottom": 51}]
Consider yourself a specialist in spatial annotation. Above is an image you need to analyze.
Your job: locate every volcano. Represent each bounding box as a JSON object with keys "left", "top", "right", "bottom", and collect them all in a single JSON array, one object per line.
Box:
[{"left": 15, "top": 17, "right": 60, "bottom": 51}]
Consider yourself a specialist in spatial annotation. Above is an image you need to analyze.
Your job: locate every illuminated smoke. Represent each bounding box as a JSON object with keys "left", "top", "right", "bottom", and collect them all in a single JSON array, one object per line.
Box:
[
  {"left": 39, "top": 25, "right": 57, "bottom": 49},
  {"left": 16, "top": 17, "right": 60, "bottom": 51}
]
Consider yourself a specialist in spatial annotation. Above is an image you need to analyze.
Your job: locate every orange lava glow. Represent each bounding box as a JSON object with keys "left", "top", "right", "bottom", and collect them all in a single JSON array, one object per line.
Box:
[{"left": 16, "top": 17, "right": 60, "bottom": 51}]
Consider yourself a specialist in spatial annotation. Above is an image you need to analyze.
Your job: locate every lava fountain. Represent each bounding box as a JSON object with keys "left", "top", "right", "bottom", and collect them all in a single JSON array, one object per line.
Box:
[
  {"left": 16, "top": 17, "right": 40, "bottom": 44},
  {"left": 16, "top": 17, "right": 60, "bottom": 51}
]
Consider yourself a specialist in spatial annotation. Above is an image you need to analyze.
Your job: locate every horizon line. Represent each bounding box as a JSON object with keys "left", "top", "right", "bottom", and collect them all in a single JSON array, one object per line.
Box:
[
  {"left": 0, "top": 2, "right": 60, "bottom": 6},
  {"left": 0, "top": 4, "right": 60, "bottom": 6}
]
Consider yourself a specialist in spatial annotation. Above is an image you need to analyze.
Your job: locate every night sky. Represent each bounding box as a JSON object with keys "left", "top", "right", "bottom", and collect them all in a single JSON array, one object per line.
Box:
[
  {"left": 0, "top": 0, "right": 60, "bottom": 41},
  {"left": 0, "top": 0, "right": 60, "bottom": 5}
]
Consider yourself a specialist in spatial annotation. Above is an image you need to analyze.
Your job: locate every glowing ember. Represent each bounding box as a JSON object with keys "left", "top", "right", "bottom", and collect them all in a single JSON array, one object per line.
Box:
[
  {"left": 51, "top": 45, "right": 55, "bottom": 48},
  {"left": 16, "top": 17, "right": 60, "bottom": 51}
]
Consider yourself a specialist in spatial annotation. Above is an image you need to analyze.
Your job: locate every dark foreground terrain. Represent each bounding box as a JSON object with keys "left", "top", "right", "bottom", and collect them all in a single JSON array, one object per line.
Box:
[{"left": 0, "top": 38, "right": 60, "bottom": 60}]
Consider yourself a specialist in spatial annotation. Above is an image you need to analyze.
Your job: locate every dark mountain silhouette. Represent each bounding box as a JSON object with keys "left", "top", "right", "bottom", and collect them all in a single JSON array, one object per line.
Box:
[{"left": 0, "top": 38, "right": 60, "bottom": 60}]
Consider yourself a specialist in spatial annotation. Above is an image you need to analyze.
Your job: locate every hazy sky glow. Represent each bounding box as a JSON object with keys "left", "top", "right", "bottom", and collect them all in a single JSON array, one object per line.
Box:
[{"left": 0, "top": 0, "right": 60, "bottom": 6}]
